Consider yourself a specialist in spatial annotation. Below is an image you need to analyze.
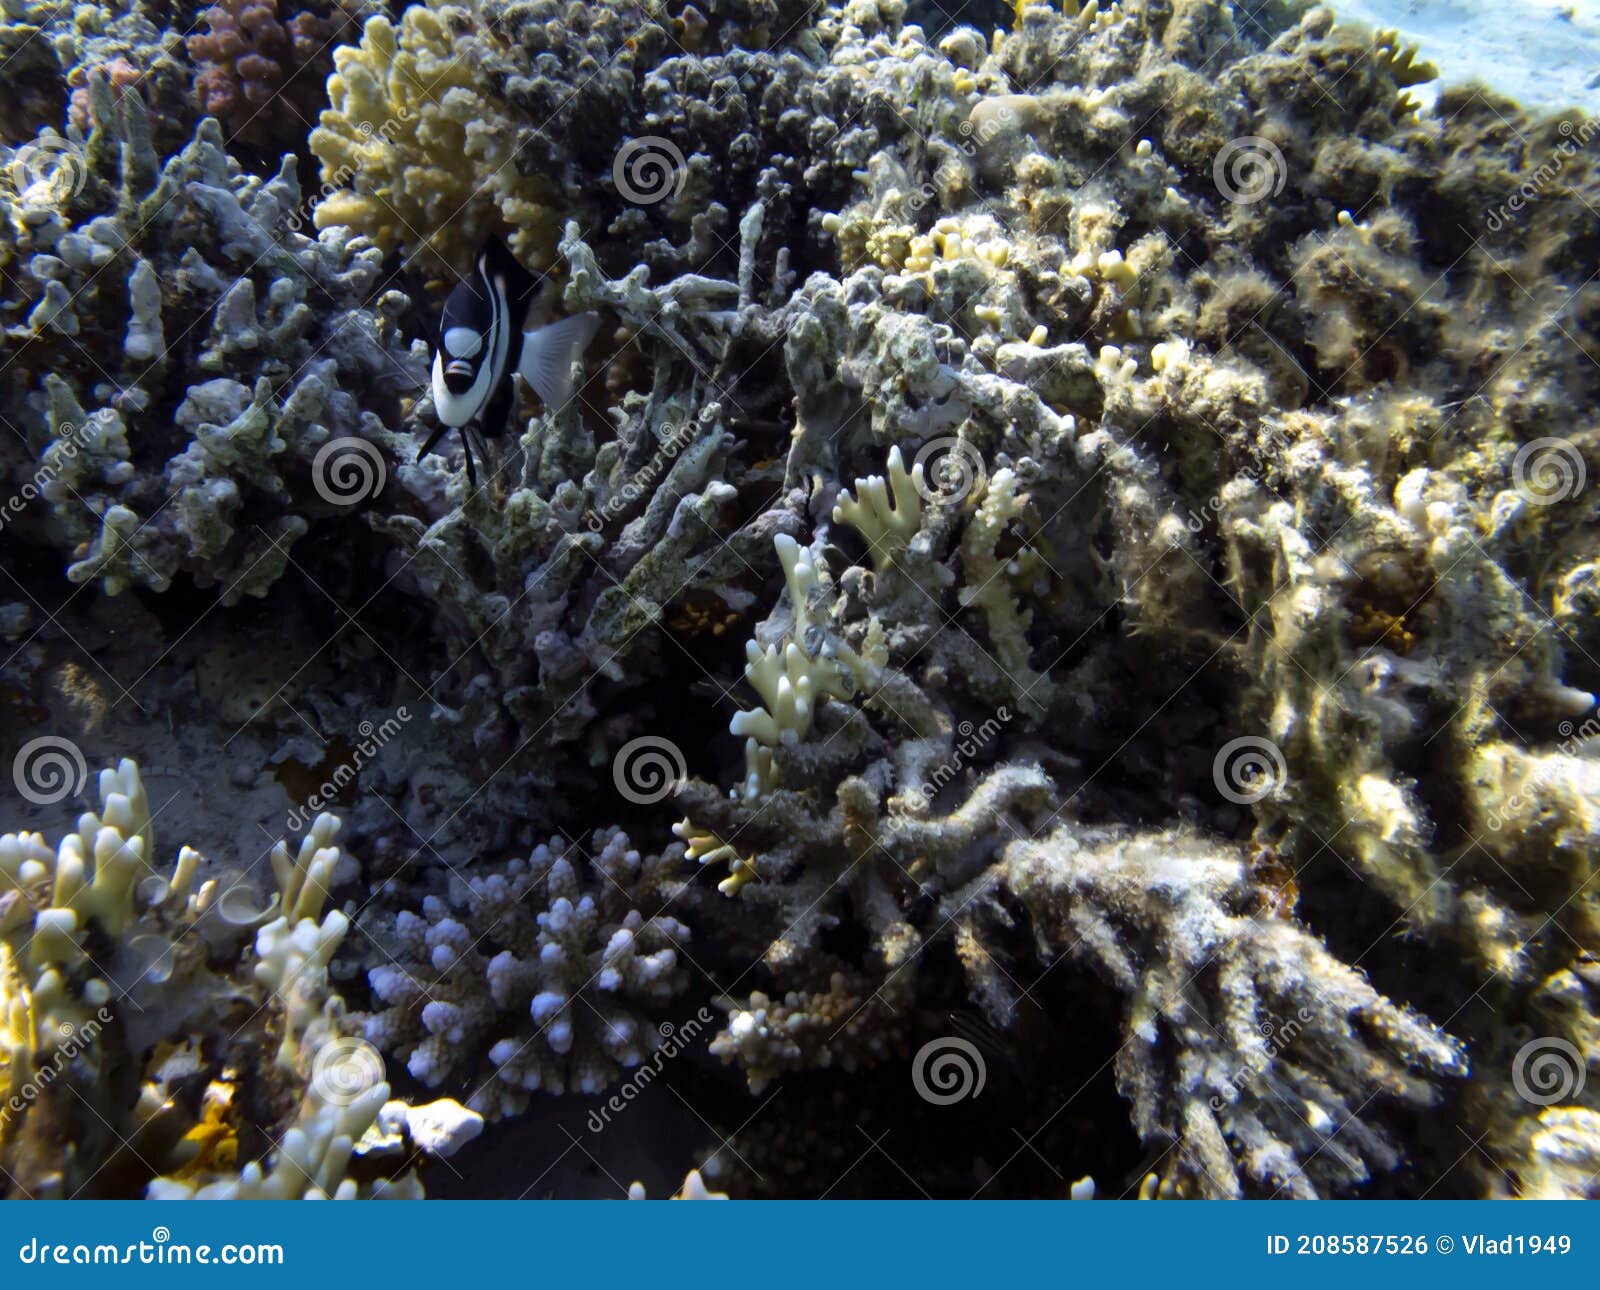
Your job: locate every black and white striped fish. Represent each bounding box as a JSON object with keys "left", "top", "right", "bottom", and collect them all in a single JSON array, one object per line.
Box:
[{"left": 418, "top": 237, "right": 599, "bottom": 485}]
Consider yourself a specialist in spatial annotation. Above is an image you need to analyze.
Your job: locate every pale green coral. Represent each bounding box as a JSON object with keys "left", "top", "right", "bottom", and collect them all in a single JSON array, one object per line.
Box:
[
  {"left": 728, "top": 534, "right": 872, "bottom": 800},
  {"left": 0, "top": 758, "right": 431, "bottom": 1199},
  {"left": 833, "top": 445, "right": 924, "bottom": 572}
]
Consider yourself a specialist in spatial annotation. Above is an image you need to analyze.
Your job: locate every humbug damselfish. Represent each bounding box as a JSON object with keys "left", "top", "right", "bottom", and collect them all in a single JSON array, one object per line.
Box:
[{"left": 418, "top": 236, "right": 600, "bottom": 486}]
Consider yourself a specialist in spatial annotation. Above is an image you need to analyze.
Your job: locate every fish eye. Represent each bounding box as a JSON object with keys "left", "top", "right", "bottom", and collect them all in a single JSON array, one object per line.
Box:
[{"left": 443, "top": 327, "right": 484, "bottom": 359}]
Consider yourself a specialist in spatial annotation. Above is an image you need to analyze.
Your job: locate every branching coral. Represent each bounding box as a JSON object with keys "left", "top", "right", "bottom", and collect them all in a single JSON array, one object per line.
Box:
[
  {"left": 833, "top": 445, "right": 924, "bottom": 572},
  {"left": 148, "top": 842, "right": 415, "bottom": 1199},
  {"left": 2, "top": 91, "right": 422, "bottom": 602},
  {"left": 360, "top": 829, "right": 691, "bottom": 1118},
  {"left": 0, "top": 758, "right": 443, "bottom": 1198},
  {"left": 310, "top": 0, "right": 553, "bottom": 269},
  {"left": 3, "top": 0, "right": 1599, "bottom": 1202},
  {"left": 188, "top": 0, "right": 352, "bottom": 148},
  {"left": 616, "top": 0, "right": 1600, "bottom": 1197},
  {"left": 991, "top": 825, "right": 1466, "bottom": 1198},
  {"left": 728, "top": 534, "right": 871, "bottom": 800}
]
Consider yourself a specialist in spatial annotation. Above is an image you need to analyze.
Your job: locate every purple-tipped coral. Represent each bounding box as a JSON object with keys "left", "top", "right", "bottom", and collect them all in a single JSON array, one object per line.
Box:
[
  {"left": 66, "top": 57, "right": 145, "bottom": 134},
  {"left": 187, "top": 0, "right": 347, "bottom": 144}
]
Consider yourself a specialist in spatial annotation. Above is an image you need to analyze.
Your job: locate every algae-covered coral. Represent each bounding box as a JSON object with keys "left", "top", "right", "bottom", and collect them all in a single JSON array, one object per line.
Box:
[{"left": 1, "top": 0, "right": 1598, "bottom": 1200}]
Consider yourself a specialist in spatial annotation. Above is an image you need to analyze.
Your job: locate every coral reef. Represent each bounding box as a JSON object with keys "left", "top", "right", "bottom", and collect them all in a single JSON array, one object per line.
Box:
[
  {"left": 0, "top": 758, "right": 454, "bottom": 1198},
  {"left": 309, "top": 0, "right": 554, "bottom": 269},
  {"left": 994, "top": 826, "right": 1466, "bottom": 1197},
  {"left": 2, "top": 88, "right": 423, "bottom": 602},
  {"left": 360, "top": 828, "right": 691, "bottom": 1117},
  {"left": 2, "top": 0, "right": 1599, "bottom": 1202},
  {"left": 4, "top": 0, "right": 196, "bottom": 153},
  {"left": 188, "top": 0, "right": 353, "bottom": 148}
]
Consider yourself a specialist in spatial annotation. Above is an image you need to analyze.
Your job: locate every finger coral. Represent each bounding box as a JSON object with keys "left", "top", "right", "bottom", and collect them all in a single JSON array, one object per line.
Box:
[
  {"left": 0, "top": 758, "right": 441, "bottom": 1198},
  {"left": 360, "top": 829, "right": 691, "bottom": 1118},
  {"left": 188, "top": 0, "right": 352, "bottom": 150},
  {"left": 309, "top": 0, "right": 554, "bottom": 270},
  {"left": 2, "top": 88, "right": 423, "bottom": 601},
  {"left": 995, "top": 825, "right": 1467, "bottom": 1198}
]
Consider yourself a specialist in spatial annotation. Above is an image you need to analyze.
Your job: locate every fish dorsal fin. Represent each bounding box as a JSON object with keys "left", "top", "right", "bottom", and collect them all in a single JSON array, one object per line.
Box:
[
  {"left": 518, "top": 313, "right": 600, "bottom": 408},
  {"left": 480, "top": 236, "right": 539, "bottom": 314}
]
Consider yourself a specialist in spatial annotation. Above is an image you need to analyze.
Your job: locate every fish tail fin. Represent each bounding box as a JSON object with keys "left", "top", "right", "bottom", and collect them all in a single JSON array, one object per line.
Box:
[{"left": 519, "top": 312, "right": 600, "bottom": 408}]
